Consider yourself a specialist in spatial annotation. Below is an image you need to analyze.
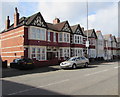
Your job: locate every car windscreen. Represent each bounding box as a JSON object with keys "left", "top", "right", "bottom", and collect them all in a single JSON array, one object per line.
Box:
[
  {"left": 20, "top": 58, "right": 33, "bottom": 62},
  {"left": 67, "top": 57, "right": 77, "bottom": 61},
  {"left": 13, "top": 59, "right": 21, "bottom": 63}
]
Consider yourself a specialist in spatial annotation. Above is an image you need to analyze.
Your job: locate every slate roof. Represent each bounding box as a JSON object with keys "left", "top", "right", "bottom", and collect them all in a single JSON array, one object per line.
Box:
[
  {"left": 84, "top": 29, "right": 96, "bottom": 37},
  {"left": 1, "top": 11, "right": 73, "bottom": 34},
  {"left": 71, "top": 24, "right": 78, "bottom": 33},
  {"left": 1, "top": 12, "right": 45, "bottom": 33},
  {"left": 47, "top": 21, "right": 72, "bottom": 32},
  {"left": 70, "top": 24, "right": 84, "bottom": 36}
]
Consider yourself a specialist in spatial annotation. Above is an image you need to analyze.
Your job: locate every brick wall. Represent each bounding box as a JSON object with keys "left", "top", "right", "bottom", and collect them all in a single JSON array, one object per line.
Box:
[{"left": 1, "top": 26, "right": 25, "bottom": 63}]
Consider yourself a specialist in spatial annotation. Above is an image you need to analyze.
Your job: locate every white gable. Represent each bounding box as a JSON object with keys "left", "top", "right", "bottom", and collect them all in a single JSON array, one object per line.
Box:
[
  {"left": 98, "top": 33, "right": 103, "bottom": 40},
  {"left": 32, "top": 16, "right": 46, "bottom": 27},
  {"left": 109, "top": 37, "right": 112, "bottom": 41},
  {"left": 62, "top": 23, "right": 71, "bottom": 32}
]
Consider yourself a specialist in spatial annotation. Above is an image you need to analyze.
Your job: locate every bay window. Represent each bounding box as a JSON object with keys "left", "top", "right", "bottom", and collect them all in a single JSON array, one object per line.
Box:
[
  {"left": 74, "top": 35, "right": 83, "bottom": 44},
  {"left": 29, "top": 27, "right": 46, "bottom": 40},
  {"left": 64, "top": 33, "right": 67, "bottom": 42},
  {"left": 30, "top": 47, "right": 46, "bottom": 60},
  {"left": 67, "top": 34, "right": 69, "bottom": 42}
]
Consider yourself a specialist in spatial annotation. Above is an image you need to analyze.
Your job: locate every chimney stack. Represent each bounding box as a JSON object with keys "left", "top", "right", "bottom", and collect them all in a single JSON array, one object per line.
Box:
[
  {"left": 53, "top": 18, "right": 60, "bottom": 24},
  {"left": 5, "top": 16, "right": 10, "bottom": 30},
  {"left": 96, "top": 30, "right": 101, "bottom": 33},
  {"left": 14, "top": 7, "right": 19, "bottom": 27}
]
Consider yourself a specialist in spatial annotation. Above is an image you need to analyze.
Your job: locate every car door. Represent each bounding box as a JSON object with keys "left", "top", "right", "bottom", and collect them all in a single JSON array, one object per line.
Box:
[
  {"left": 74, "top": 57, "right": 80, "bottom": 66},
  {"left": 76, "top": 57, "right": 83, "bottom": 66},
  {"left": 79, "top": 57, "right": 85, "bottom": 66},
  {"left": 81, "top": 57, "right": 86, "bottom": 65}
]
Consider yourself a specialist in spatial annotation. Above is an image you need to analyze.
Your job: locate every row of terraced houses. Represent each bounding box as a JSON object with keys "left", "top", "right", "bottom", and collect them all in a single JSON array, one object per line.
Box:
[{"left": 0, "top": 8, "right": 120, "bottom": 67}]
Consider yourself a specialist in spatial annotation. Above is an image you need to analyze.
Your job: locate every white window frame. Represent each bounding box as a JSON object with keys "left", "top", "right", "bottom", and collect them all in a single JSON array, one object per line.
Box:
[
  {"left": 53, "top": 32, "right": 56, "bottom": 42},
  {"left": 30, "top": 46, "right": 46, "bottom": 61},
  {"left": 59, "top": 33, "right": 63, "bottom": 42},
  {"left": 29, "top": 26, "right": 46, "bottom": 41},
  {"left": 48, "top": 32, "right": 51, "bottom": 41}
]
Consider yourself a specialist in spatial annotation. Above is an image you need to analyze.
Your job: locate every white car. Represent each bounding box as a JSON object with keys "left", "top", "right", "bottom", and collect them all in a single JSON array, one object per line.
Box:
[{"left": 60, "top": 56, "right": 89, "bottom": 69}]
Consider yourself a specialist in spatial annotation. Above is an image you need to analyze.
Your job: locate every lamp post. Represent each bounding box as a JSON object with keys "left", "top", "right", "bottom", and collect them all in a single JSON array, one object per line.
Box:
[{"left": 86, "top": 0, "right": 89, "bottom": 58}]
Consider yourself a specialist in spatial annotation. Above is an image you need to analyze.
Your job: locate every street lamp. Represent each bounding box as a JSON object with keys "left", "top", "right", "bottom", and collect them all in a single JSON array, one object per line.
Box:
[{"left": 86, "top": 0, "right": 89, "bottom": 58}]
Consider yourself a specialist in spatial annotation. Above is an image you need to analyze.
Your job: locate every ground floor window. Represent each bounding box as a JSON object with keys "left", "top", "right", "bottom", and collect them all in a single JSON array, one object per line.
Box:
[
  {"left": 59, "top": 48, "right": 70, "bottom": 58},
  {"left": 30, "top": 47, "right": 46, "bottom": 60},
  {"left": 89, "top": 49, "right": 96, "bottom": 58},
  {"left": 71, "top": 48, "right": 83, "bottom": 57}
]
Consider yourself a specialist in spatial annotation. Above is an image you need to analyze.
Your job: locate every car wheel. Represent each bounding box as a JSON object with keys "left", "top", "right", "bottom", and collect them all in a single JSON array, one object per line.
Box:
[
  {"left": 84, "top": 62, "right": 88, "bottom": 67},
  {"left": 72, "top": 64, "right": 77, "bottom": 69}
]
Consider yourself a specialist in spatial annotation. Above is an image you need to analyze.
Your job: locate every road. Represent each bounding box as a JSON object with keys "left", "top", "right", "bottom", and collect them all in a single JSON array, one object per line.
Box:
[{"left": 2, "top": 61, "right": 119, "bottom": 95}]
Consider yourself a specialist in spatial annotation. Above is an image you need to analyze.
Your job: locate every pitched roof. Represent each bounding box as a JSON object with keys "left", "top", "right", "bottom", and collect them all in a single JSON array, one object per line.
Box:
[
  {"left": 111, "top": 36, "right": 117, "bottom": 42},
  {"left": 71, "top": 24, "right": 84, "bottom": 35},
  {"left": 103, "top": 34, "right": 112, "bottom": 41},
  {"left": 71, "top": 24, "right": 78, "bottom": 33},
  {"left": 47, "top": 21, "right": 72, "bottom": 33},
  {"left": 1, "top": 12, "right": 47, "bottom": 33},
  {"left": 84, "top": 29, "right": 97, "bottom": 38},
  {"left": 54, "top": 21, "right": 67, "bottom": 31}
]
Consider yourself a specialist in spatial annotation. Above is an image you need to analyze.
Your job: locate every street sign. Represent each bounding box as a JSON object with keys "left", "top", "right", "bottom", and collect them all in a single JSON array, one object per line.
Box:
[{"left": 86, "top": 41, "right": 89, "bottom": 47}]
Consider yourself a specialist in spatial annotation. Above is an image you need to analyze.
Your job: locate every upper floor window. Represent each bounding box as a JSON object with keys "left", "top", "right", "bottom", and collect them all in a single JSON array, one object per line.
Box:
[
  {"left": 59, "top": 33, "right": 63, "bottom": 42},
  {"left": 29, "top": 27, "right": 46, "bottom": 40},
  {"left": 48, "top": 32, "right": 51, "bottom": 41},
  {"left": 74, "top": 35, "right": 83, "bottom": 44},
  {"left": 59, "top": 32, "right": 70, "bottom": 43},
  {"left": 64, "top": 33, "right": 67, "bottom": 42},
  {"left": 67, "top": 34, "right": 69, "bottom": 42},
  {"left": 53, "top": 32, "right": 56, "bottom": 42},
  {"left": 91, "top": 39, "right": 95, "bottom": 45}
]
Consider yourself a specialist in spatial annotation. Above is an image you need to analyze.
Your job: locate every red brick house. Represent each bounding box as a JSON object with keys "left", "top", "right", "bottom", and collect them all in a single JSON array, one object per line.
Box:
[{"left": 0, "top": 8, "right": 72, "bottom": 66}]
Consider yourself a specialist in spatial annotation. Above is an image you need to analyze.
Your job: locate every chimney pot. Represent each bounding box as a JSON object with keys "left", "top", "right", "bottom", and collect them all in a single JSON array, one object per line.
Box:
[
  {"left": 5, "top": 16, "right": 10, "bottom": 30},
  {"left": 53, "top": 18, "right": 60, "bottom": 24}
]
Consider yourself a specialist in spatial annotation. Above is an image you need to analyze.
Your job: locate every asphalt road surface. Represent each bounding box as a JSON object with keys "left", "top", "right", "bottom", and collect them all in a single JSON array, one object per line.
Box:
[{"left": 2, "top": 61, "right": 119, "bottom": 95}]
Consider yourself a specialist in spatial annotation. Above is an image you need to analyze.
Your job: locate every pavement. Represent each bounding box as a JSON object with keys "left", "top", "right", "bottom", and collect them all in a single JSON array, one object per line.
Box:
[{"left": 1, "top": 61, "right": 119, "bottom": 96}]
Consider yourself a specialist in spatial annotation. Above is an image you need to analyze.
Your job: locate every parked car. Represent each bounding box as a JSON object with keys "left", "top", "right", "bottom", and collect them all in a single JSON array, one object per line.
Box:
[
  {"left": 60, "top": 56, "right": 89, "bottom": 69},
  {"left": 10, "top": 58, "right": 35, "bottom": 70}
]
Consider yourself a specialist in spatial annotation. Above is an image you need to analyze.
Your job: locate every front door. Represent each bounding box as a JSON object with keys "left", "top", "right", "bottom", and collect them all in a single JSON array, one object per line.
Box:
[{"left": 47, "top": 52, "right": 58, "bottom": 60}]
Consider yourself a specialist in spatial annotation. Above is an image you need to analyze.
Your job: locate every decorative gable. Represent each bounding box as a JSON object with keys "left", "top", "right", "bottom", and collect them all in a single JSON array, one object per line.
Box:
[
  {"left": 62, "top": 23, "right": 71, "bottom": 32},
  {"left": 91, "top": 32, "right": 96, "bottom": 38},
  {"left": 75, "top": 29, "right": 81, "bottom": 34},
  {"left": 31, "top": 13, "right": 47, "bottom": 28},
  {"left": 75, "top": 27, "right": 83, "bottom": 35}
]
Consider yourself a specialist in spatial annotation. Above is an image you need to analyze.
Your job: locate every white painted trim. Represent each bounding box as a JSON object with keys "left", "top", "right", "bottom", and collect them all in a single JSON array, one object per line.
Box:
[
  {"left": 1, "top": 30, "right": 24, "bottom": 38},
  {"left": 2, "top": 51, "right": 24, "bottom": 53},
  {"left": 26, "top": 45, "right": 46, "bottom": 48},
  {"left": 1, "top": 45, "right": 23, "bottom": 49},
  {"left": 1, "top": 56, "right": 21, "bottom": 57},
  {"left": 1, "top": 34, "right": 24, "bottom": 41},
  {"left": 29, "top": 46, "right": 47, "bottom": 60}
]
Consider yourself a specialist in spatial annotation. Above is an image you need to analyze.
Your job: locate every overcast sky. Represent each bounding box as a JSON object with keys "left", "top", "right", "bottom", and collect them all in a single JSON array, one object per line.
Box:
[{"left": 0, "top": 0, "right": 119, "bottom": 37}]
